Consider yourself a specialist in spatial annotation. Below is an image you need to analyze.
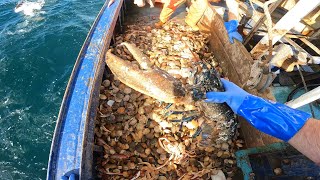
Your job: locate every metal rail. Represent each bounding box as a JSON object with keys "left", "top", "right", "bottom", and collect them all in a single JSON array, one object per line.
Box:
[{"left": 286, "top": 86, "right": 320, "bottom": 109}]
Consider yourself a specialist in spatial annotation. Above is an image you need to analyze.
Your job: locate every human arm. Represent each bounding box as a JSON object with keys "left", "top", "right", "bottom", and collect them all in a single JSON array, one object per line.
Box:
[
  {"left": 288, "top": 118, "right": 320, "bottom": 165},
  {"left": 206, "top": 79, "right": 320, "bottom": 163}
]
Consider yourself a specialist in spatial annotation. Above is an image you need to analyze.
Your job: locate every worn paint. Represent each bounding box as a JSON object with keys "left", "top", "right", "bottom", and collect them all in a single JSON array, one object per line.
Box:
[
  {"left": 46, "top": 0, "right": 123, "bottom": 179},
  {"left": 235, "top": 142, "right": 288, "bottom": 180}
]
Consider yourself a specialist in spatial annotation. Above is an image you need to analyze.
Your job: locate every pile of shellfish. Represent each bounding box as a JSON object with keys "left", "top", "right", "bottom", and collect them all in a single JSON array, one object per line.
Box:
[{"left": 95, "top": 21, "right": 243, "bottom": 180}]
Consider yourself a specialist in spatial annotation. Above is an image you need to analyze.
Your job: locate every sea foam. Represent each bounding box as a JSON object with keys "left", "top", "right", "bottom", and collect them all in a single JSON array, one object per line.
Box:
[{"left": 14, "top": 0, "right": 45, "bottom": 17}]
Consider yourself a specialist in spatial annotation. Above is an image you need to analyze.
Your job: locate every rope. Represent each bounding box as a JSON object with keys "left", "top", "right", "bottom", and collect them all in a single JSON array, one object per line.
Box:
[{"left": 297, "top": 65, "right": 315, "bottom": 118}]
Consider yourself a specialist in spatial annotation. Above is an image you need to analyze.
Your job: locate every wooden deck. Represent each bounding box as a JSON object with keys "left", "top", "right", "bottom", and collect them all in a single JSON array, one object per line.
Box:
[{"left": 198, "top": 5, "right": 281, "bottom": 148}]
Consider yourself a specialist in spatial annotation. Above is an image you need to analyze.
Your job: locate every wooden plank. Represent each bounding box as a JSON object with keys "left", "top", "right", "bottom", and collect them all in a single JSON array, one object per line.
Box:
[
  {"left": 250, "top": 0, "right": 264, "bottom": 8},
  {"left": 198, "top": 5, "right": 281, "bottom": 148},
  {"left": 198, "top": 5, "right": 253, "bottom": 86},
  {"left": 279, "top": 0, "right": 297, "bottom": 10},
  {"left": 239, "top": 118, "right": 265, "bottom": 147},
  {"left": 243, "top": 0, "right": 284, "bottom": 45},
  {"left": 208, "top": 26, "right": 243, "bottom": 86},
  {"left": 300, "top": 38, "right": 320, "bottom": 55},
  {"left": 250, "top": 0, "right": 320, "bottom": 59}
]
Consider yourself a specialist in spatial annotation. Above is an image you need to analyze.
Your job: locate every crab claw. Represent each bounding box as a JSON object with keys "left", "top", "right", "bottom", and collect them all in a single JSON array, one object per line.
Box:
[{"left": 106, "top": 42, "right": 188, "bottom": 103}]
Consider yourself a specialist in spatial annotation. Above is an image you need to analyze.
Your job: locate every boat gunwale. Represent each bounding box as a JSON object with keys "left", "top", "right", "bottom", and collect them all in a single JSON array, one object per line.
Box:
[{"left": 46, "top": 0, "right": 123, "bottom": 179}]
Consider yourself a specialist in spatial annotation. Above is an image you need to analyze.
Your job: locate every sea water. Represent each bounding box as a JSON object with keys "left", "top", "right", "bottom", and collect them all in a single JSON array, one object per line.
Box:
[{"left": 0, "top": 0, "right": 104, "bottom": 179}]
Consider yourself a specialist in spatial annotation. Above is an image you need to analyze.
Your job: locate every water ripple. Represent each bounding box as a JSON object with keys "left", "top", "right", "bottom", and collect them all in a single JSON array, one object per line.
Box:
[{"left": 0, "top": 0, "right": 105, "bottom": 178}]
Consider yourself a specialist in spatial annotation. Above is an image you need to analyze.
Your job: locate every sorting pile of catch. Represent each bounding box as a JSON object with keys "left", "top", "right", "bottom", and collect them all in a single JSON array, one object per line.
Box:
[{"left": 95, "top": 22, "right": 243, "bottom": 180}]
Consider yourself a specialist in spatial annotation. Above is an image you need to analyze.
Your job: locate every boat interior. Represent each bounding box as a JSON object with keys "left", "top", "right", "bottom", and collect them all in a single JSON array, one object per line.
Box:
[
  {"left": 92, "top": 0, "right": 320, "bottom": 179},
  {"left": 47, "top": 0, "right": 320, "bottom": 179}
]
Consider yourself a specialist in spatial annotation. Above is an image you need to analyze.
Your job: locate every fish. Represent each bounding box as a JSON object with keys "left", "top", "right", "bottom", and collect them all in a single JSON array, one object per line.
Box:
[{"left": 105, "top": 42, "right": 237, "bottom": 147}]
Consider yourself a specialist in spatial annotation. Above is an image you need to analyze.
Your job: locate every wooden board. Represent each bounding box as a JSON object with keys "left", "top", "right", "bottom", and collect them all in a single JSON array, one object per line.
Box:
[{"left": 197, "top": 5, "right": 281, "bottom": 148}]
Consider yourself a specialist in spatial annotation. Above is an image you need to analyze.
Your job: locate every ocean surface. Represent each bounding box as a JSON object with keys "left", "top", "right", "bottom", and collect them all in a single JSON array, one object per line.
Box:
[{"left": 0, "top": 0, "right": 104, "bottom": 179}]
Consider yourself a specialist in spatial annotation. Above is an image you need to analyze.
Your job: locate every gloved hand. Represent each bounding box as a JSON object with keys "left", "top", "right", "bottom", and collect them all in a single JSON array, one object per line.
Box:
[
  {"left": 224, "top": 20, "right": 243, "bottom": 44},
  {"left": 206, "top": 79, "right": 311, "bottom": 141}
]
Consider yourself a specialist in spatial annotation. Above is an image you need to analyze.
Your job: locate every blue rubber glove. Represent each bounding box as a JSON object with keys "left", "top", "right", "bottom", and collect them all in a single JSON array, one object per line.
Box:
[
  {"left": 224, "top": 20, "right": 243, "bottom": 44},
  {"left": 206, "top": 79, "right": 311, "bottom": 141}
]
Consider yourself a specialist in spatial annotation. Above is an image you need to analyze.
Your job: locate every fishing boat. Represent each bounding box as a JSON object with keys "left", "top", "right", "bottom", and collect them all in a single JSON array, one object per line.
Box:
[{"left": 47, "top": 0, "right": 320, "bottom": 179}]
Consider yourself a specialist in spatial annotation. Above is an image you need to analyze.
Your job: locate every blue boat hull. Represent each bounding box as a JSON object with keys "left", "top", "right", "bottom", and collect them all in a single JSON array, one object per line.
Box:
[{"left": 47, "top": 0, "right": 124, "bottom": 179}]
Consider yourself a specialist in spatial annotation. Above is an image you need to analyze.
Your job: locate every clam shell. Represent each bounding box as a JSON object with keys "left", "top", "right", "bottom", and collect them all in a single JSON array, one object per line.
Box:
[{"left": 95, "top": 22, "right": 239, "bottom": 180}]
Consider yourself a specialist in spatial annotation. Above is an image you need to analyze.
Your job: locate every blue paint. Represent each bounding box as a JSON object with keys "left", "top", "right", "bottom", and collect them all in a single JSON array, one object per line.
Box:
[
  {"left": 236, "top": 142, "right": 320, "bottom": 179},
  {"left": 236, "top": 142, "right": 289, "bottom": 180},
  {"left": 46, "top": 0, "right": 123, "bottom": 179}
]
